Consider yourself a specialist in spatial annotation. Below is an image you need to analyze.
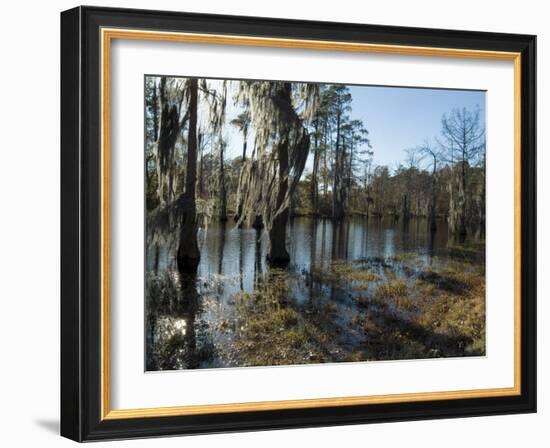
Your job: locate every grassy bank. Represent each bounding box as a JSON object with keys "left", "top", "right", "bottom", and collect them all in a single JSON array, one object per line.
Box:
[
  {"left": 232, "top": 249, "right": 485, "bottom": 365},
  {"left": 145, "top": 243, "right": 485, "bottom": 369},
  {"left": 232, "top": 269, "right": 339, "bottom": 366}
]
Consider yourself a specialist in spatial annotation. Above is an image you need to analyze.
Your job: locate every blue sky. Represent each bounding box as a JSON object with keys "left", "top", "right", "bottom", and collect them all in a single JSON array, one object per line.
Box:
[
  {"left": 219, "top": 82, "right": 485, "bottom": 173},
  {"left": 175, "top": 78, "right": 486, "bottom": 173},
  {"left": 347, "top": 85, "right": 486, "bottom": 169}
]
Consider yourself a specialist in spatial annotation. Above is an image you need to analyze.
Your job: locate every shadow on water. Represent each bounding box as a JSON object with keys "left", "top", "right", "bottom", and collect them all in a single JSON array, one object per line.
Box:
[
  {"left": 146, "top": 217, "right": 485, "bottom": 370},
  {"left": 146, "top": 270, "right": 214, "bottom": 370}
]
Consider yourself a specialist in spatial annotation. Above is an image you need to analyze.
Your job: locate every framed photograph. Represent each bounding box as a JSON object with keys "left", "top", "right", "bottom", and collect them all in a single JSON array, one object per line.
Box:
[{"left": 61, "top": 6, "right": 536, "bottom": 441}]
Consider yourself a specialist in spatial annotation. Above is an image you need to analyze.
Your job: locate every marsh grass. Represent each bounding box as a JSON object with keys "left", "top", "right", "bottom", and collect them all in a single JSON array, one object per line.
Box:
[
  {"left": 351, "top": 253, "right": 486, "bottom": 360},
  {"left": 371, "top": 280, "right": 417, "bottom": 313},
  {"left": 311, "top": 260, "right": 379, "bottom": 286},
  {"left": 232, "top": 247, "right": 485, "bottom": 364},
  {"left": 232, "top": 270, "right": 337, "bottom": 366},
  {"left": 146, "top": 243, "right": 486, "bottom": 368},
  {"left": 447, "top": 242, "right": 486, "bottom": 263}
]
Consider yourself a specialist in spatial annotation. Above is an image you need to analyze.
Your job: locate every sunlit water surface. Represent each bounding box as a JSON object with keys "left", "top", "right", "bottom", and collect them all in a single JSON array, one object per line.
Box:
[{"left": 145, "top": 217, "right": 480, "bottom": 370}]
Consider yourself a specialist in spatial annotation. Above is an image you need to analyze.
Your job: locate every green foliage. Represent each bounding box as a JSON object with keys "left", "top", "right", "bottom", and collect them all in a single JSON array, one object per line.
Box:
[{"left": 144, "top": 75, "right": 485, "bottom": 239}]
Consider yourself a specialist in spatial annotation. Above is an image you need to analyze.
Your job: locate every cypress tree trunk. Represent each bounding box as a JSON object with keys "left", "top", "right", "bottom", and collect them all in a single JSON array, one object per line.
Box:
[
  {"left": 479, "top": 154, "right": 486, "bottom": 237},
  {"left": 233, "top": 124, "right": 249, "bottom": 225},
  {"left": 323, "top": 142, "right": 328, "bottom": 207},
  {"left": 219, "top": 141, "right": 227, "bottom": 222},
  {"left": 448, "top": 163, "right": 466, "bottom": 243},
  {"left": 152, "top": 81, "right": 159, "bottom": 141},
  {"left": 310, "top": 126, "right": 320, "bottom": 215},
  {"left": 198, "top": 132, "right": 204, "bottom": 197},
  {"left": 332, "top": 111, "right": 345, "bottom": 220},
  {"left": 340, "top": 136, "right": 349, "bottom": 215},
  {"left": 241, "top": 132, "right": 248, "bottom": 162},
  {"left": 268, "top": 137, "right": 290, "bottom": 265},
  {"left": 429, "top": 158, "right": 437, "bottom": 233},
  {"left": 402, "top": 193, "right": 410, "bottom": 222},
  {"left": 267, "top": 83, "right": 292, "bottom": 266},
  {"left": 177, "top": 79, "right": 200, "bottom": 272},
  {"left": 459, "top": 150, "right": 467, "bottom": 240}
]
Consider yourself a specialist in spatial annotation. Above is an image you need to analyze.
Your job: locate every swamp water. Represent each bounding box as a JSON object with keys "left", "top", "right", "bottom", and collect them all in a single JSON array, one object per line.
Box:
[{"left": 145, "top": 217, "right": 485, "bottom": 371}]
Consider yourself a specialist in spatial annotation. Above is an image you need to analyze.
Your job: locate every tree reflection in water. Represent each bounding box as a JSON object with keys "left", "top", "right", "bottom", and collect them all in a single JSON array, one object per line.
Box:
[
  {"left": 146, "top": 217, "right": 485, "bottom": 370},
  {"left": 145, "top": 271, "right": 211, "bottom": 370}
]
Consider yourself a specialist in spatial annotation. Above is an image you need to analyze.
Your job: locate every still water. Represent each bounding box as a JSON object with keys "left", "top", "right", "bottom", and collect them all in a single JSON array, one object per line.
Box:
[{"left": 145, "top": 217, "right": 475, "bottom": 370}]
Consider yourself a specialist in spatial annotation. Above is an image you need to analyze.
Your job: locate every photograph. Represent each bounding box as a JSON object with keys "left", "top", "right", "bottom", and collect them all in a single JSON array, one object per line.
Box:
[
  {"left": 56, "top": 4, "right": 537, "bottom": 442},
  {"left": 144, "top": 75, "right": 487, "bottom": 371}
]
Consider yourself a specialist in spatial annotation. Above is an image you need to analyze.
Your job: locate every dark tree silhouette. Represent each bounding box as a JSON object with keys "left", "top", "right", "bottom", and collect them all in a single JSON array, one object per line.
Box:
[{"left": 176, "top": 78, "right": 200, "bottom": 272}]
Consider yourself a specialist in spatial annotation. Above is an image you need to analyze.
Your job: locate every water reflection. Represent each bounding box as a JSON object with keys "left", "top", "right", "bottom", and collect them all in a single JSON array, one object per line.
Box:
[
  {"left": 146, "top": 271, "right": 203, "bottom": 370},
  {"left": 146, "top": 217, "right": 483, "bottom": 370}
]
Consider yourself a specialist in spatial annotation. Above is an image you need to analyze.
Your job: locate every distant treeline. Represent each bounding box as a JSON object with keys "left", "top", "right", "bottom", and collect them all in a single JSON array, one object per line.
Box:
[
  {"left": 145, "top": 76, "right": 485, "bottom": 271},
  {"left": 294, "top": 159, "right": 485, "bottom": 232}
]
